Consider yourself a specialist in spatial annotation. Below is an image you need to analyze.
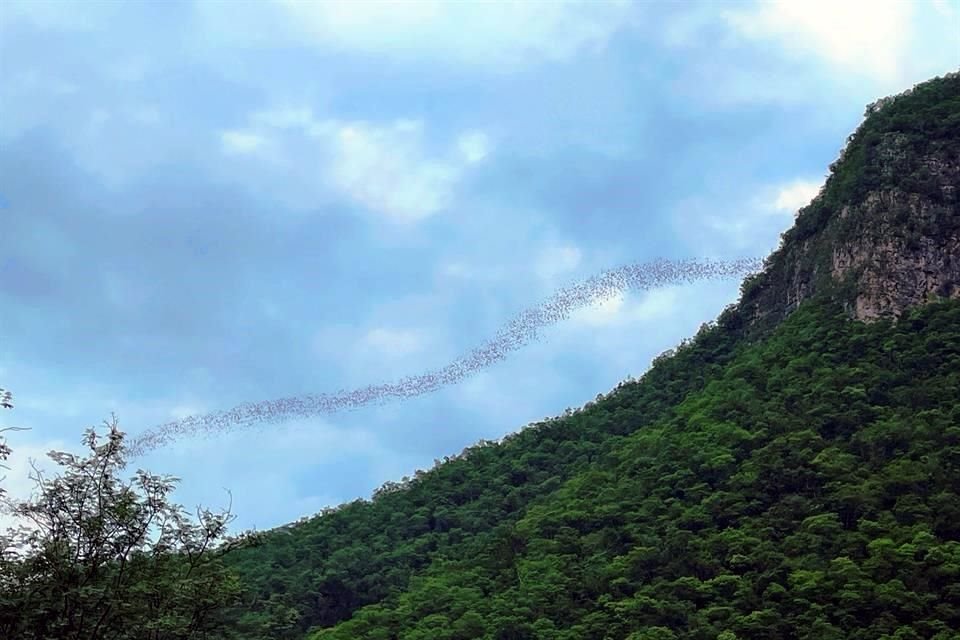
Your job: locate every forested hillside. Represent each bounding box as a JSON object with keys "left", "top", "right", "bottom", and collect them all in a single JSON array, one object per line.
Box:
[
  {"left": 222, "top": 73, "right": 960, "bottom": 639},
  {"left": 311, "top": 299, "right": 960, "bottom": 640}
]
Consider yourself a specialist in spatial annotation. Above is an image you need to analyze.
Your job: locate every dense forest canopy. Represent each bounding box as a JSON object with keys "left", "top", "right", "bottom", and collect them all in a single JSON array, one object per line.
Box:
[{"left": 223, "top": 298, "right": 960, "bottom": 640}]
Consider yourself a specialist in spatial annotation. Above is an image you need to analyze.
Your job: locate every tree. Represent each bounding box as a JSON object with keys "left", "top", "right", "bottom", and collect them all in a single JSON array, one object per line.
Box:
[
  {"left": 0, "top": 387, "right": 15, "bottom": 499},
  {"left": 0, "top": 417, "right": 256, "bottom": 640}
]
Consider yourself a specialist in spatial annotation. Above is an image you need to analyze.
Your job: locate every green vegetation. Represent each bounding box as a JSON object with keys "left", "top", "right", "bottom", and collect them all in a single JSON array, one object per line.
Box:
[
  {"left": 0, "top": 420, "right": 256, "bottom": 640},
  {"left": 223, "top": 299, "right": 960, "bottom": 640},
  {"left": 222, "top": 306, "right": 750, "bottom": 638},
  {"left": 789, "top": 70, "right": 959, "bottom": 244},
  {"left": 0, "top": 388, "right": 13, "bottom": 494}
]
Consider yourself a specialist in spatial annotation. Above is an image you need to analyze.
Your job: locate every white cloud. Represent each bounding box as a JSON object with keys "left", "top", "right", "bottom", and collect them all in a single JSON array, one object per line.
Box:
[
  {"left": 320, "top": 120, "right": 461, "bottom": 222},
  {"left": 569, "top": 287, "right": 677, "bottom": 328},
  {"left": 253, "top": 106, "right": 317, "bottom": 130},
  {"left": 450, "top": 367, "right": 558, "bottom": 428},
  {"left": 571, "top": 290, "right": 627, "bottom": 327},
  {"left": 672, "top": 176, "right": 825, "bottom": 254},
  {"left": 101, "top": 269, "right": 152, "bottom": 310},
  {"left": 932, "top": 0, "right": 956, "bottom": 17},
  {"left": 127, "top": 105, "right": 162, "bottom": 126},
  {"left": 436, "top": 260, "right": 510, "bottom": 286},
  {"left": 772, "top": 178, "right": 822, "bottom": 213},
  {"left": 361, "top": 327, "right": 425, "bottom": 359},
  {"left": 659, "top": 6, "right": 717, "bottom": 49},
  {"left": 141, "top": 417, "right": 411, "bottom": 530},
  {"left": 222, "top": 107, "right": 491, "bottom": 222},
  {"left": 0, "top": 0, "right": 108, "bottom": 32},
  {"left": 439, "top": 262, "right": 474, "bottom": 280},
  {"left": 169, "top": 404, "right": 205, "bottom": 421},
  {"left": 724, "top": 0, "right": 912, "bottom": 82},
  {"left": 643, "top": 1, "right": 956, "bottom": 109},
  {"left": 107, "top": 57, "right": 153, "bottom": 83},
  {"left": 312, "top": 320, "right": 440, "bottom": 384},
  {"left": 457, "top": 131, "right": 491, "bottom": 164},
  {"left": 220, "top": 130, "right": 266, "bottom": 155},
  {"left": 631, "top": 288, "right": 681, "bottom": 322},
  {"left": 263, "top": 0, "right": 636, "bottom": 71},
  {"left": 535, "top": 245, "right": 583, "bottom": 281},
  {"left": 672, "top": 195, "right": 755, "bottom": 253},
  {"left": 7, "top": 70, "right": 78, "bottom": 98}
]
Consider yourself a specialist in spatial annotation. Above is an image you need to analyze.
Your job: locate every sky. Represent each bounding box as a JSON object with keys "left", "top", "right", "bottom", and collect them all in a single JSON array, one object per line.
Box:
[{"left": 1, "top": 0, "right": 958, "bottom": 532}]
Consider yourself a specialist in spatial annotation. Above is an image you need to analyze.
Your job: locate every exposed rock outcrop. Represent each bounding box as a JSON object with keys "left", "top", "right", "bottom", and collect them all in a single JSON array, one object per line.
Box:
[
  {"left": 831, "top": 189, "right": 959, "bottom": 320},
  {"left": 734, "top": 72, "right": 960, "bottom": 331}
]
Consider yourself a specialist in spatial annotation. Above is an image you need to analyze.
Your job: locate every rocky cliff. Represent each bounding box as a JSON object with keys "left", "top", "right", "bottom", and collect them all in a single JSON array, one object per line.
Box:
[
  {"left": 830, "top": 188, "right": 959, "bottom": 320},
  {"left": 736, "top": 71, "right": 960, "bottom": 330}
]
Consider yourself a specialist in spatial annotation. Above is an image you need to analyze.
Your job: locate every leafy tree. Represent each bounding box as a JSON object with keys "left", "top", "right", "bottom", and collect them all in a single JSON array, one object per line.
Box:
[
  {"left": 0, "top": 387, "right": 16, "bottom": 500},
  {"left": 0, "top": 418, "right": 254, "bottom": 640}
]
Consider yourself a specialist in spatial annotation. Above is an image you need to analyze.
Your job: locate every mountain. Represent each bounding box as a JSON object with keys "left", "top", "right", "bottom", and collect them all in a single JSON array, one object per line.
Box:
[
  {"left": 221, "top": 73, "right": 960, "bottom": 640},
  {"left": 739, "top": 72, "right": 959, "bottom": 329}
]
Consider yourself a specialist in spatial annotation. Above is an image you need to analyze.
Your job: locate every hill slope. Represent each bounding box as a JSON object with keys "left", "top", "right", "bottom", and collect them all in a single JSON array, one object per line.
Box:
[
  {"left": 222, "top": 72, "right": 960, "bottom": 640},
  {"left": 315, "top": 299, "right": 960, "bottom": 640}
]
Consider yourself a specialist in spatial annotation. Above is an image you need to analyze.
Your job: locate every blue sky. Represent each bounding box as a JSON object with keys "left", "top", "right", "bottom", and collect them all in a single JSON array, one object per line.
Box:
[{"left": 1, "top": 0, "right": 957, "bottom": 532}]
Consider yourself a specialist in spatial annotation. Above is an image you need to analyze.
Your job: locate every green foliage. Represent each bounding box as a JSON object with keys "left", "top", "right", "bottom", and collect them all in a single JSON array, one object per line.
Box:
[
  {"left": 0, "top": 387, "right": 14, "bottom": 500},
  {"left": 222, "top": 304, "right": 749, "bottom": 638},
  {"left": 0, "top": 420, "right": 255, "bottom": 639},
  {"left": 788, "top": 71, "right": 960, "bottom": 244},
  {"left": 295, "top": 299, "right": 960, "bottom": 640},
  {"left": 219, "top": 298, "right": 960, "bottom": 639}
]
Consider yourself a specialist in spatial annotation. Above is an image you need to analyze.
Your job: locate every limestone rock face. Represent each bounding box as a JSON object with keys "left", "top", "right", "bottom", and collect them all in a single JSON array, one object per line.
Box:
[
  {"left": 737, "top": 74, "right": 960, "bottom": 332},
  {"left": 830, "top": 189, "right": 960, "bottom": 321}
]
